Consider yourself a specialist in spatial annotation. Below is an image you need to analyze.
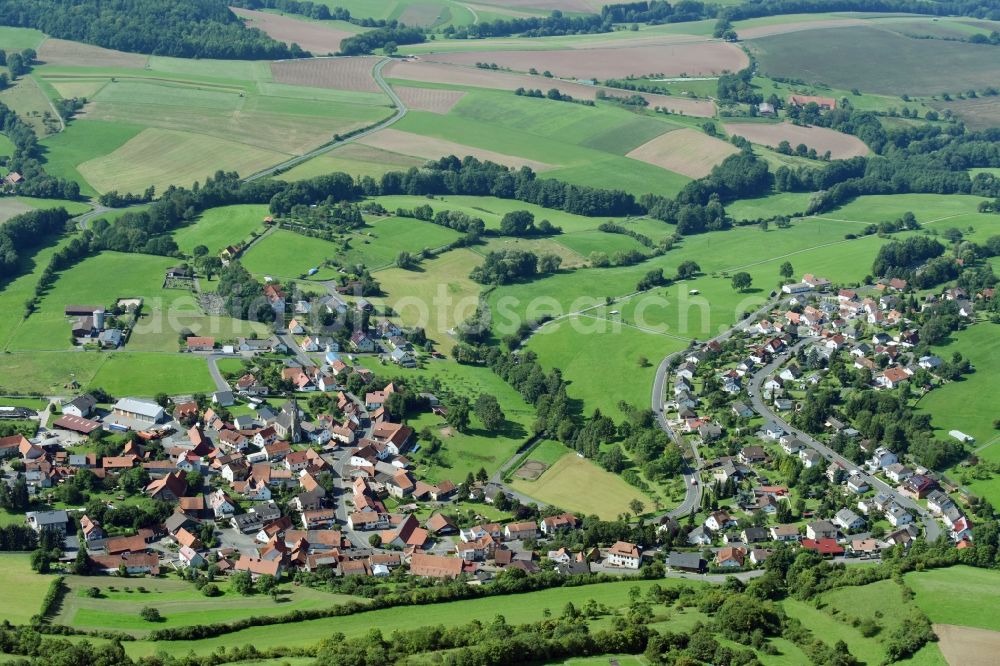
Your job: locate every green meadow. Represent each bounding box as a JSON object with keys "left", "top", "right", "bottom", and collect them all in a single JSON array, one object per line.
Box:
[
  {"left": 172, "top": 204, "right": 270, "bottom": 256},
  {"left": 907, "top": 566, "right": 1000, "bottom": 632},
  {"left": 0, "top": 554, "right": 52, "bottom": 625}
]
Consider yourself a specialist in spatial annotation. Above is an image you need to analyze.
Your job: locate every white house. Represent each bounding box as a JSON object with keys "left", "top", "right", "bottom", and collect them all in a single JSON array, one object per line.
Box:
[
  {"left": 833, "top": 508, "right": 865, "bottom": 532},
  {"left": 606, "top": 541, "right": 641, "bottom": 569}
]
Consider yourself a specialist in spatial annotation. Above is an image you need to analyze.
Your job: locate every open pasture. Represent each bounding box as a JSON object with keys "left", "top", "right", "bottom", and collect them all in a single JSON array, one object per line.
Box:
[
  {"left": 0, "top": 554, "right": 50, "bottom": 625},
  {"left": 122, "top": 579, "right": 683, "bottom": 658},
  {"left": 346, "top": 215, "right": 462, "bottom": 268},
  {"left": 723, "top": 121, "right": 869, "bottom": 159},
  {"left": 384, "top": 60, "right": 717, "bottom": 117},
  {"left": 727, "top": 192, "right": 813, "bottom": 220},
  {"left": 56, "top": 574, "right": 359, "bottom": 633},
  {"left": 477, "top": 235, "right": 589, "bottom": 269},
  {"left": 271, "top": 56, "right": 381, "bottom": 92},
  {"left": 86, "top": 352, "right": 215, "bottom": 395},
  {"left": 750, "top": 26, "right": 1000, "bottom": 96},
  {"left": 509, "top": 445, "right": 654, "bottom": 519},
  {"left": 366, "top": 247, "right": 482, "bottom": 351},
  {"left": 421, "top": 41, "right": 749, "bottom": 79},
  {"left": 77, "top": 128, "right": 288, "bottom": 194},
  {"left": 0, "top": 79, "right": 59, "bottom": 136},
  {"left": 172, "top": 204, "right": 270, "bottom": 256},
  {"left": 0, "top": 199, "right": 35, "bottom": 223},
  {"left": 908, "top": 566, "right": 1000, "bottom": 633},
  {"left": 230, "top": 8, "right": 357, "bottom": 55},
  {"left": 241, "top": 229, "right": 340, "bottom": 279},
  {"left": 394, "top": 85, "right": 466, "bottom": 113},
  {"left": 357, "top": 127, "right": 555, "bottom": 171},
  {"left": 627, "top": 128, "right": 739, "bottom": 178},
  {"left": 37, "top": 38, "right": 148, "bottom": 68}
]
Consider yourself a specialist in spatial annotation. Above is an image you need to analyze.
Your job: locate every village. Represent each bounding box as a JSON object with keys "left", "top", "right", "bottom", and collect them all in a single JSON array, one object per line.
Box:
[{"left": 0, "top": 264, "right": 987, "bottom": 589}]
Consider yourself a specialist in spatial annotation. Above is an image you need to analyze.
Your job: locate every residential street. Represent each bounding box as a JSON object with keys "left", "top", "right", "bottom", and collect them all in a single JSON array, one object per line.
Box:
[{"left": 746, "top": 337, "right": 942, "bottom": 542}]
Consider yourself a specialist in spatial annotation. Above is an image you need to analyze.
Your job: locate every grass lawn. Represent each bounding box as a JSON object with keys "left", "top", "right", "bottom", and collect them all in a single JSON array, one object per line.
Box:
[
  {"left": 124, "top": 579, "right": 699, "bottom": 658},
  {"left": 86, "top": 352, "right": 215, "bottom": 396},
  {"left": 57, "top": 574, "right": 360, "bottom": 633},
  {"left": 521, "top": 439, "right": 574, "bottom": 467},
  {"left": 0, "top": 554, "right": 52, "bottom": 625},
  {"left": 510, "top": 450, "right": 654, "bottom": 519},
  {"left": 40, "top": 120, "right": 145, "bottom": 197},
  {"left": 727, "top": 192, "right": 813, "bottom": 221},
  {"left": 242, "top": 229, "right": 340, "bottom": 279},
  {"left": 0, "top": 352, "right": 107, "bottom": 394},
  {"left": 344, "top": 216, "right": 462, "bottom": 270},
  {"left": 172, "top": 204, "right": 270, "bottom": 256},
  {"left": 357, "top": 356, "right": 534, "bottom": 484},
  {"left": 907, "top": 566, "right": 1000, "bottom": 632}
]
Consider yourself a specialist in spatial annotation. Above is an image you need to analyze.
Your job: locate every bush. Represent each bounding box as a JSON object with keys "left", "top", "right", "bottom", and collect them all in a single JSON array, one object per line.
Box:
[
  {"left": 201, "top": 584, "right": 221, "bottom": 597},
  {"left": 139, "top": 607, "right": 162, "bottom": 622}
]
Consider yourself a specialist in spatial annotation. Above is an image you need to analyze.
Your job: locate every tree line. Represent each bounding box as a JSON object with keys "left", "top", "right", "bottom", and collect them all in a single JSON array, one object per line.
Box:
[
  {"left": 0, "top": 100, "right": 81, "bottom": 200},
  {"left": 0, "top": 0, "right": 303, "bottom": 59}
]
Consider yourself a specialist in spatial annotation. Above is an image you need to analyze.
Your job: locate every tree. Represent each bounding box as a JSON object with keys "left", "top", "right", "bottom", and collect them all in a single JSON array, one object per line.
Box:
[
  {"left": 369, "top": 534, "right": 383, "bottom": 548},
  {"left": 731, "top": 272, "right": 752, "bottom": 292},
  {"left": 676, "top": 260, "right": 700, "bottom": 279},
  {"left": 382, "top": 41, "right": 398, "bottom": 55},
  {"left": 628, "top": 499, "right": 645, "bottom": 515},
  {"left": 474, "top": 394, "right": 505, "bottom": 431},
  {"left": 447, "top": 398, "right": 471, "bottom": 432},
  {"left": 499, "top": 210, "right": 535, "bottom": 236},
  {"left": 140, "top": 606, "right": 162, "bottom": 622},
  {"left": 256, "top": 574, "right": 278, "bottom": 595},
  {"left": 779, "top": 261, "right": 793, "bottom": 279},
  {"left": 230, "top": 570, "right": 254, "bottom": 595},
  {"left": 192, "top": 245, "right": 209, "bottom": 258}
]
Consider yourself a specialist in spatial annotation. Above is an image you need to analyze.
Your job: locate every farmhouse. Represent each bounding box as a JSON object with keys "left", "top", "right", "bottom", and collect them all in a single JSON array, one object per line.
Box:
[{"left": 788, "top": 95, "right": 836, "bottom": 110}]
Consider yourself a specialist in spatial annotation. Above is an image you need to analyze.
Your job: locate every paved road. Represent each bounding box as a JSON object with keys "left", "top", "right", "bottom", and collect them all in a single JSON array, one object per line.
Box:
[
  {"left": 489, "top": 435, "right": 551, "bottom": 508},
  {"left": 244, "top": 57, "right": 408, "bottom": 182},
  {"left": 206, "top": 354, "right": 231, "bottom": 392},
  {"left": 745, "top": 337, "right": 943, "bottom": 542},
  {"left": 653, "top": 295, "right": 784, "bottom": 519}
]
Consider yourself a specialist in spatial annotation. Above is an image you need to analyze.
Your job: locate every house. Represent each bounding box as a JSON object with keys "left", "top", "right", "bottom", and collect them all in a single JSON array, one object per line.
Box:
[
  {"left": 833, "top": 508, "right": 865, "bottom": 532},
  {"left": 426, "top": 513, "right": 457, "bottom": 536},
  {"left": 902, "top": 474, "right": 938, "bottom": 499},
  {"left": 762, "top": 422, "right": 785, "bottom": 440},
  {"left": 80, "top": 516, "right": 104, "bottom": 542},
  {"left": 801, "top": 538, "right": 844, "bottom": 557},
  {"left": 0, "top": 435, "right": 29, "bottom": 458},
  {"left": 884, "top": 463, "right": 914, "bottom": 483},
  {"left": 210, "top": 489, "right": 237, "bottom": 518},
  {"left": 212, "top": 391, "right": 235, "bottom": 407},
  {"left": 789, "top": 95, "right": 836, "bottom": 110},
  {"left": 770, "top": 524, "right": 800, "bottom": 542},
  {"left": 667, "top": 551, "right": 705, "bottom": 573},
  {"left": 799, "top": 449, "right": 822, "bottom": 469},
  {"left": 350, "top": 331, "right": 375, "bottom": 352},
  {"left": 698, "top": 423, "right": 723, "bottom": 442},
  {"left": 90, "top": 553, "right": 160, "bottom": 575},
  {"left": 739, "top": 446, "right": 767, "bottom": 465},
  {"left": 705, "top": 510, "right": 735, "bottom": 532},
  {"left": 877, "top": 367, "right": 912, "bottom": 389},
  {"left": 26, "top": 510, "right": 68, "bottom": 535},
  {"left": 540, "top": 513, "right": 578, "bottom": 535},
  {"left": 409, "top": 553, "right": 468, "bottom": 579},
  {"left": 186, "top": 337, "right": 215, "bottom": 352},
  {"left": 846, "top": 473, "right": 869, "bottom": 494},
  {"left": 63, "top": 394, "right": 97, "bottom": 418},
  {"left": 504, "top": 521, "right": 537, "bottom": 541},
  {"left": 687, "top": 526, "right": 713, "bottom": 545},
  {"left": 886, "top": 504, "right": 913, "bottom": 527},
  {"left": 731, "top": 402, "right": 754, "bottom": 419},
  {"left": 606, "top": 541, "right": 641, "bottom": 569},
  {"left": 234, "top": 555, "right": 282, "bottom": 580},
  {"left": 869, "top": 447, "right": 898, "bottom": 470},
  {"left": 145, "top": 471, "right": 187, "bottom": 501},
  {"left": 715, "top": 546, "right": 746, "bottom": 568},
  {"left": 179, "top": 546, "right": 205, "bottom": 568},
  {"left": 741, "top": 527, "right": 770, "bottom": 544},
  {"left": 806, "top": 520, "right": 838, "bottom": 540}
]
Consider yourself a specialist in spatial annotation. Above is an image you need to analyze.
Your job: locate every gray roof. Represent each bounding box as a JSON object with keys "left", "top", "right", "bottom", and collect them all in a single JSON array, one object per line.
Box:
[
  {"left": 67, "top": 394, "right": 97, "bottom": 411},
  {"left": 27, "top": 510, "right": 68, "bottom": 525},
  {"left": 114, "top": 398, "right": 164, "bottom": 420},
  {"left": 668, "top": 551, "right": 705, "bottom": 570}
]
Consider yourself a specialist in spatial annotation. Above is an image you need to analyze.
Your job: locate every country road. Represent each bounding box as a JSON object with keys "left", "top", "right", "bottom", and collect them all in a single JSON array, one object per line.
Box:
[
  {"left": 653, "top": 294, "right": 784, "bottom": 519},
  {"left": 244, "top": 57, "right": 407, "bottom": 182},
  {"left": 746, "top": 337, "right": 943, "bottom": 542}
]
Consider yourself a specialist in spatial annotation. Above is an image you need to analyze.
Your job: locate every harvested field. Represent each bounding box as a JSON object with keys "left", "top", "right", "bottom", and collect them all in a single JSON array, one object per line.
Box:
[
  {"left": 393, "top": 86, "right": 466, "bottom": 113},
  {"left": 271, "top": 56, "right": 381, "bottom": 92},
  {"left": 230, "top": 8, "right": 354, "bottom": 55},
  {"left": 935, "top": 96, "right": 1000, "bottom": 131},
  {"left": 474, "top": 0, "right": 598, "bottom": 11},
  {"left": 398, "top": 2, "right": 449, "bottom": 27},
  {"left": 627, "top": 128, "right": 738, "bottom": 178},
  {"left": 37, "top": 38, "right": 147, "bottom": 68},
  {"left": 0, "top": 199, "right": 34, "bottom": 224},
  {"left": 78, "top": 127, "right": 287, "bottom": 194},
  {"left": 384, "top": 60, "right": 716, "bottom": 117},
  {"left": 514, "top": 460, "right": 549, "bottom": 481},
  {"left": 723, "top": 121, "right": 869, "bottom": 159},
  {"left": 737, "top": 17, "right": 866, "bottom": 40},
  {"left": 357, "top": 128, "right": 554, "bottom": 171},
  {"left": 934, "top": 624, "right": 1000, "bottom": 666},
  {"left": 422, "top": 42, "right": 748, "bottom": 79}
]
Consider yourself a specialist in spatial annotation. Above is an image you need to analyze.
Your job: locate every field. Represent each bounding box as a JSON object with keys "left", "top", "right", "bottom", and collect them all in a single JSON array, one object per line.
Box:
[
  {"left": 934, "top": 625, "right": 1000, "bottom": 666},
  {"left": 393, "top": 85, "right": 467, "bottom": 113},
  {"left": 908, "top": 566, "right": 1000, "bottom": 632},
  {"left": 419, "top": 41, "right": 749, "bottom": 79},
  {"left": 276, "top": 142, "right": 425, "bottom": 181},
  {"left": 37, "top": 38, "right": 149, "bottom": 68},
  {"left": 86, "top": 352, "right": 215, "bottom": 395},
  {"left": 0, "top": 78, "right": 59, "bottom": 136},
  {"left": 384, "top": 60, "right": 717, "bottom": 117},
  {"left": 241, "top": 229, "right": 340, "bottom": 279},
  {"left": 56, "top": 574, "right": 360, "bottom": 633},
  {"left": 723, "top": 121, "right": 870, "bottom": 159},
  {"left": 750, "top": 26, "right": 1000, "bottom": 96},
  {"left": 510, "top": 447, "right": 654, "bottom": 519},
  {"left": 172, "top": 204, "right": 270, "bottom": 256},
  {"left": 726, "top": 192, "right": 813, "bottom": 220},
  {"left": 358, "top": 127, "right": 555, "bottom": 171},
  {"left": 230, "top": 8, "right": 358, "bottom": 55},
  {"left": 935, "top": 95, "right": 1000, "bottom": 131},
  {"left": 78, "top": 128, "right": 288, "bottom": 194},
  {"left": 0, "top": 554, "right": 51, "bottom": 625},
  {"left": 271, "top": 56, "right": 382, "bottom": 92},
  {"left": 626, "top": 128, "right": 739, "bottom": 178}
]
